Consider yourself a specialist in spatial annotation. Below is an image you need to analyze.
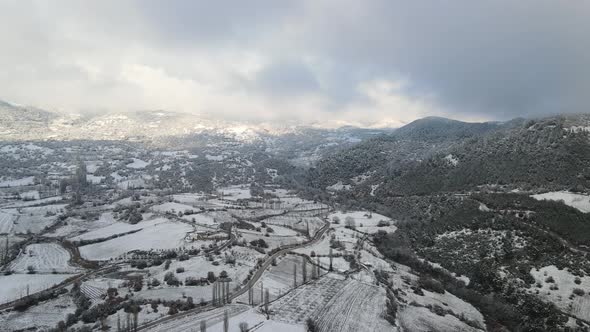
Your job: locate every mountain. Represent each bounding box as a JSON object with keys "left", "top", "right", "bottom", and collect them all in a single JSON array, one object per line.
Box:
[
  {"left": 0, "top": 100, "right": 59, "bottom": 136},
  {"left": 307, "top": 116, "right": 508, "bottom": 190},
  {"left": 0, "top": 100, "right": 391, "bottom": 145},
  {"left": 309, "top": 114, "right": 590, "bottom": 198}
]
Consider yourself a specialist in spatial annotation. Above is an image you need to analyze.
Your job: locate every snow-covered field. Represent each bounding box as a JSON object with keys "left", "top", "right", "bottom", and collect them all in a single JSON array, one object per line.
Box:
[
  {"left": 0, "top": 176, "right": 35, "bottom": 188},
  {"left": 151, "top": 202, "right": 196, "bottom": 214},
  {"left": 531, "top": 191, "right": 590, "bottom": 213},
  {"left": 530, "top": 265, "right": 590, "bottom": 321},
  {"left": 9, "top": 243, "right": 80, "bottom": 273},
  {"left": 0, "top": 274, "right": 75, "bottom": 304},
  {"left": 79, "top": 219, "right": 192, "bottom": 260},
  {"left": 0, "top": 294, "right": 76, "bottom": 331},
  {"left": 71, "top": 217, "right": 167, "bottom": 241},
  {"left": 218, "top": 185, "right": 251, "bottom": 201},
  {"left": 144, "top": 302, "right": 305, "bottom": 332},
  {"left": 399, "top": 305, "right": 483, "bottom": 332},
  {"left": 0, "top": 210, "right": 15, "bottom": 234},
  {"left": 126, "top": 158, "right": 150, "bottom": 169},
  {"left": 270, "top": 274, "right": 393, "bottom": 332}
]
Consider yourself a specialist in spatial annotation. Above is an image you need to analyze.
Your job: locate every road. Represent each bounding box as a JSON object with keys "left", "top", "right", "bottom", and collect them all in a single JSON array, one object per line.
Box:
[{"left": 137, "top": 216, "right": 331, "bottom": 331}]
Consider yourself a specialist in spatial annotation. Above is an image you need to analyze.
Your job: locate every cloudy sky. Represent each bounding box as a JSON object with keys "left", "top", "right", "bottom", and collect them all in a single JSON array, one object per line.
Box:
[{"left": 1, "top": 1, "right": 588, "bottom": 127}]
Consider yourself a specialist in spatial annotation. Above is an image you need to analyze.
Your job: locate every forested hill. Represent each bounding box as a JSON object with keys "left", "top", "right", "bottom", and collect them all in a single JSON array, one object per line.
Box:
[{"left": 308, "top": 114, "right": 590, "bottom": 198}]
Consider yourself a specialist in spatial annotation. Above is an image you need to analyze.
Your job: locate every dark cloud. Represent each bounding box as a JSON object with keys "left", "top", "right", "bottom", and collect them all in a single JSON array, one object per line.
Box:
[{"left": 0, "top": 0, "right": 588, "bottom": 125}]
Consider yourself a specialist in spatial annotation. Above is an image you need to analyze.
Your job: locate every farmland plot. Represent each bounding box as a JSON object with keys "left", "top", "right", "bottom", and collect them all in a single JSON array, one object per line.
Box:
[
  {"left": 236, "top": 254, "right": 314, "bottom": 304},
  {"left": 0, "top": 294, "right": 76, "bottom": 331},
  {"left": 310, "top": 280, "right": 393, "bottom": 332},
  {"left": 0, "top": 210, "right": 15, "bottom": 234},
  {"left": 263, "top": 215, "right": 324, "bottom": 236},
  {"left": 9, "top": 243, "right": 80, "bottom": 273},
  {"left": 71, "top": 217, "right": 168, "bottom": 242},
  {"left": 79, "top": 219, "right": 192, "bottom": 260},
  {"left": 270, "top": 275, "right": 348, "bottom": 324},
  {"left": 144, "top": 304, "right": 253, "bottom": 332},
  {"left": 0, "top": 274, "right": 76, "bottom": 304},
  {"left": 530, "top": 265, "right": 590, "bottom": 322}
]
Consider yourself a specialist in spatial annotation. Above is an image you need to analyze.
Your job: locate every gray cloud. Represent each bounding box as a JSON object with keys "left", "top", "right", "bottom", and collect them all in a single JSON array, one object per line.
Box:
[{"left": 0, "top": 0, "right": 588, "bottom": 126}]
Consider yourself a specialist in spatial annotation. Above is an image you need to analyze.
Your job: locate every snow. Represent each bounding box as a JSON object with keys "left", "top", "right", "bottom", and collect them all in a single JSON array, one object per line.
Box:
[
  {"left": 399, "top": 305, "right": 483, "bottom": 332},
  {"left": 326, "top": 181, "right": 351, "bottom": 191},
  {"left": 444, "top": 154, "right": 459, "bottom": 166},
  {"left": 20, "top": 190, "right": 40, "bottom": 200},
  {"left": 126, "top": 158, "right": 150, "bottom": 169},
  {"left": 0, "top": 210, "right": 16, "bottom": 234},
  {"left": 406, "top": 289, "right": 485, "bottom": 328},
  {"left": 219, "top": 185, "right": 252, "bottom": 200},
  {"left": 531, "top": 191, "right": 590, "bottom": 213},
  {"left": 0, "top": 176, "right": 35, "bottom": 188},
  {"left": 0, "top": 274, "right": 76, "bottom": 304},
  {"left": 270, "top": 275, "right": 393, "bottom": 332},
  {"left": 0, "top": 294, "right": 76, "bottom": 331},
  {"left": 530, "top": 265, "right": 590, "bottom": 321},
  {"left": 71, "top": 218, "right": 165, "bottom": 241},
  {"left": 86, "top": 174, "right": 105, "bottom": 184},
  {"left": 328, "top": 210, "right": 393, "bottom": 228},
  {"left": 206, "top": 154, "right": 225, "bottom": 161},
  {"left": 151, "top": 202, "right": 196, "bottom": 214},
  {"left": 9, "top": 243, "right": 80, "bottom": 273},
  {"left": 79, "top": 218, "right": 192, "bottom": 260}
]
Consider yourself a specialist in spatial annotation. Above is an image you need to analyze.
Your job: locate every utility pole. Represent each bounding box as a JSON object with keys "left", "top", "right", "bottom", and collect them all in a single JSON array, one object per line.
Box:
[
  {"left": 293, "top": 263, "right": 297, "bottom": 288},
  {"left": 302, "top": 256, "right": 307, "bottom": 283}
]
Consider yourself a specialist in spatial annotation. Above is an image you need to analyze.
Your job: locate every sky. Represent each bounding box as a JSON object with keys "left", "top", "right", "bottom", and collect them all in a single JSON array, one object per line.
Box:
[{"left": 0, "top": 0, "right": 588, "bottom": 127}]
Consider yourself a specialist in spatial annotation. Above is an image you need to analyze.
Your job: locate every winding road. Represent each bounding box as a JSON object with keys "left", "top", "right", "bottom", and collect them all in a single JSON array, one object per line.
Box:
[{"left": 137, "top": 217, "right": 331, "bottom": 331}]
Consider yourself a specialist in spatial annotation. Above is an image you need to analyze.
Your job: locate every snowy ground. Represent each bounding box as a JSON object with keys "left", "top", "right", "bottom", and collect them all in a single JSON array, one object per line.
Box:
[
  {"left": 78, "top": 218, "right": 192, "bottom": 260},
  {"left": 0, "top": 293, "right": 76, "bottom": 331},
  {"left": 9, "top": 243, "right": 80, "bottom": 274},
  {"left": 71, "top": 217, "right": 168, "bottom": 241},
  {"left": 270, "top": 274, "right": 393, "bottom": 332},
  {"left": 529, "top": 265, "right": 590, "bottom": 321},
  {"left": 218, "top": 185, "right": 252, "bottom": 201},
  {"left": 0, "top": 176, "right": 35, "bottom": 188},
  {"left": 398, "top": 305, "right": 483, "bottom": 332},
  {"left": 0, "top": 274, "right": 76, "bottom": 304},
  {"left": 531, "top": 191, "right": 590, "bottom": 213}
]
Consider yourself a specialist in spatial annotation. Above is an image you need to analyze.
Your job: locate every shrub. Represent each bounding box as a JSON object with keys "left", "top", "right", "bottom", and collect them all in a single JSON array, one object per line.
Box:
[
  {"left": 573, "top": 288, "right": 585, "bottom": 296},
  {"left": 176, "top": 267, "right": 185, "bottom": 273},
  {"left": 419, "top": 276, "right": 445, "bottom": 294}
]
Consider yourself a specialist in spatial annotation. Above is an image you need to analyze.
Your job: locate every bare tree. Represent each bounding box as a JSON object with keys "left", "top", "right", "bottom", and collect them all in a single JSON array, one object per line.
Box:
[{"left": 239, "top": 322, "right": 249, "bottom": 332}]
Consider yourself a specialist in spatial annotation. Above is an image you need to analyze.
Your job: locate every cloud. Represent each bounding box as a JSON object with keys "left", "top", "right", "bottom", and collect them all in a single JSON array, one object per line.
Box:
[{"left": 0, "top": 0, "right": 588, "bottom": 126}]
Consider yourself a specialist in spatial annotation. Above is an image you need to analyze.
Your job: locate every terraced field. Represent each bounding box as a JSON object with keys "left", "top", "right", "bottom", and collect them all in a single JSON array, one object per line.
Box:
[
  {"left": 0, "top": 210, "right": 15, "bottom": 234},
  {"left": 270, "top": 275, "right": 393, "bottom": 332},
  {"left": 9, "top": 243, "right": 80, "bottom": 273}
]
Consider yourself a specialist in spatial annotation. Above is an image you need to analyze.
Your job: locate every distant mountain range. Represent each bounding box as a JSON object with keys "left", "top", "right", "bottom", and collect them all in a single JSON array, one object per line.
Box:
[{"left": 0, "top": 99, "right": 391, "bottom": 142}]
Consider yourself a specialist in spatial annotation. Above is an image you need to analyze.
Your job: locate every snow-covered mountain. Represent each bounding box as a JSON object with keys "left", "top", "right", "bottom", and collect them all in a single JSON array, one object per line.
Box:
[{"left": 0, "top": 100, "right": 391, "bottom": 142}]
